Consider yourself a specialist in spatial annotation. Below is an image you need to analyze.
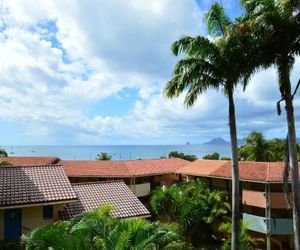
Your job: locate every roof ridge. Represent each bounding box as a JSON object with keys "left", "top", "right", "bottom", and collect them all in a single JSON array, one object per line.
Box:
[
  {"left": 0, "top": 164, "right": 63, "bottom": 168},
  {"left": 72, "top": 180, "right": 124, "bottom": 185}
]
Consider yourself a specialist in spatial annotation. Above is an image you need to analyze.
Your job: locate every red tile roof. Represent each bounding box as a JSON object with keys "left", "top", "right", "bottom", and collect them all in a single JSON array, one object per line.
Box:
[
  {"left": 62, "top": 158, "right": 189, "bottom": 177},
  {"left": 178, "top": 160, "right": 298, "bottom": 183},
  {"left": 178, "top": 160, "right": 229, "bottom": 176},
  {"left": 0, "top": 165, "right": 77, "bottom": 208},
  {"left": 0, "top": 157, "right": 60, "bottom": 166},
  {"left": 60, "top": 181, "right": 150, "bottom": 220}
]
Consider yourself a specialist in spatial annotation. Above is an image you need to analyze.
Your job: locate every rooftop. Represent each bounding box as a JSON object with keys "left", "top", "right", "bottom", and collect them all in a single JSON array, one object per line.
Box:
[
  {"left": 0, "top": 156, "right": 60, "bottom": 166},
  {"left": 0, "top": 165, "right": 77, "bottom": 208},
  {"left": 178, "top": 160, "right": 298, "bottom": 183},
  {"left": 60, "top": 180, "right": 150, "bottom": 220},
  {"left": 62, "top": 158, "right": 190, "bottom": 177}
]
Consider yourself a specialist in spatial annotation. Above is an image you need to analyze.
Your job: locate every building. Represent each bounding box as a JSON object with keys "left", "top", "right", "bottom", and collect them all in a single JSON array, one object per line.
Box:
[
  {"left": 0, "top": 165, "right": 77, "bottom": 240},
  {"left": 179, "top": 159, "right": 295, "bottom": 250},
  {"left": 62, "top": 158, "right": 189, "bottom": 199},
  {"left": 0, "top": 161, "right": 151, "bottom": 241},
  {"left": 2, "top": 156, "right": 297, "bottom": 249},
  {"left": 60, "top": 181, "right": 150, "bottom": 220}
]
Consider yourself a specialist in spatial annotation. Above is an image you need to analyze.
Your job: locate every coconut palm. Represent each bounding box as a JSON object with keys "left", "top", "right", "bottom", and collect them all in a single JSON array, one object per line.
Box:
[
  {"left": 239, "top": 131, "right": 272, "bottom": 161},
  {"left": 164, "top": 3, "right": 256, "bottom": 249},
  {"left": 240, "top": 0, "right": 300, "bottom": 247}
]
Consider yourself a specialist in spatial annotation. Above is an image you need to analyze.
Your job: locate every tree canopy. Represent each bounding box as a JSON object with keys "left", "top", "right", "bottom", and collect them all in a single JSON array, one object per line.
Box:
[
  {"left": 150, "top": 180, "right": 230, "bottom": 247},
  {"left": 238, "top": 131, "right": 300, "bottom": 162},
  {"left": 0, "top": 148, "right": 8, "bottom": 157},
  {"left": 96, "top": 152, "right": 112, "bottom": 161},
  {"left": 23, "top": 205, "right": 187, "bottom": 250},
  {"left": 203, "top": 152, "right": 220, "bottom": 160},
  {"left": 168, "top": 151, "right": 197, "bottom": 162}
]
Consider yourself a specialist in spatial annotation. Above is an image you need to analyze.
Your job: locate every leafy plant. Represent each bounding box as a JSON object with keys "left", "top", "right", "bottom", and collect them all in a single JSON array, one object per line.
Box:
[
  {"left": 150, "top": 180, "right": 230, "bottom": 247},
  {"left": 96, "top": 152, "right": 112, "bottom": 161},
  {"left": 168, "top": 151, "right": 197, "bottom": 162}
]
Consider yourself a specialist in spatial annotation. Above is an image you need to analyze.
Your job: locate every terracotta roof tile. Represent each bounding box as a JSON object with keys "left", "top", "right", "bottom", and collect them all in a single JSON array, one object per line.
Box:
[
  {"left": 0, "top": 165, "right": 77, "bottom": 207},
  {"left": 62, "top": 158, "right": 189, "bottom": 177},
  {"left": 0, "top": 157, "right": 60, "bottom": 166},
  {"left": 178, "top": 160, "right": 300, "bottom": 183},
  {"left": 178, "top": 160, "right": 228, "bottom": 176},
  {"left": 62, "top": 160, "right": 131, "bottom": 177},
  {"left": 60, "top": 181, "right": 150, "bottom": 220},
  {"left": 126, "top": 158, "right": 189, "bottom": 176}
]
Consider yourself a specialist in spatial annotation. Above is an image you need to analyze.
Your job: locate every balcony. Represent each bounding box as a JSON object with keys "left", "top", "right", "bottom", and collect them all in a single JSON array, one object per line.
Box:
[
  {"left": 243, "top": 213, "right": 293, "bottom": 235},
  {"left": 129, "top": 183, "right": 151, "bottom": 197},
  {"left": 242, "top": 190, "right": 289, "bottom": 209}
]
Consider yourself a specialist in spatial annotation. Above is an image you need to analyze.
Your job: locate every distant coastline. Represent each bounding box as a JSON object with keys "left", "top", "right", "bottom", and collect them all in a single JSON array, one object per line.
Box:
[{"left": 3, "top": 143, "right": 232, "bottom": 161}]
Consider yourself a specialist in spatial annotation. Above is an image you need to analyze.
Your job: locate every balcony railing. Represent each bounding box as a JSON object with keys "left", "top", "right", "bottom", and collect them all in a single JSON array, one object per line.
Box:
[{"left": 243, "top": 213, "right": 293, "bottom": 235}]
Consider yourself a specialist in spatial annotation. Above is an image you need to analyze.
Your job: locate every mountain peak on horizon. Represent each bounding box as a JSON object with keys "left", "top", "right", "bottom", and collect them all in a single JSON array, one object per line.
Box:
[{"left": 203, "top": 137, "right": 229, "bottom": 145}]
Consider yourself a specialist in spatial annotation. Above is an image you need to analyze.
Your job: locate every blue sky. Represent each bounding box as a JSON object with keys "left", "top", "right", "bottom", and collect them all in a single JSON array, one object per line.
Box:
[{"left": 0, "top": 0, "right": 299, "bottom": 145}]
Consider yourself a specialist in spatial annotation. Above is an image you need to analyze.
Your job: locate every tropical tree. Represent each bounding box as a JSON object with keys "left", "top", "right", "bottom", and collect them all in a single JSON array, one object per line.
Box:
[
  {"left": 219, "top": 222, "right": 257, "bottom": 250},
  {"left": 0, "top": 148, "right": 7, "bottom": 157},
  {"left": 203, "top": 152, "right": 220, "bottom": 160},
  {"left": 164, "top": 3, "right": 257, "bottom": 249},
  {"left": 168, "top": 151, "right": 197, "bottom": 161},
  {"left": 240, "top": 0, "right": 300, "bottom": 246},
  {"left": 239, "top": 131, "right": 272, "bottom": 161},
  {"left": 23, "top": 205, "right": 185, "bottom": 250},
  {"left": 150, "top": 180, "right": 230, "bottom": 247},
  {"left": 96, "top": 152, "right": 112, "bottom": 161}
]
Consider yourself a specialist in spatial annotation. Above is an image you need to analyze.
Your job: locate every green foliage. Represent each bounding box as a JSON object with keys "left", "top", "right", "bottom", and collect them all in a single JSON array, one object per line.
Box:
[
  {"left": 0, "top": 148, "right": 8, "bottom": 157},
  {"left": 0, "top": 161, "right": 13, "bottom": 166},
  {"left": 220, "top": 157, "right": 231, "bottom": 160},
  {"left": 238, "top": 131, "right": 271, "bottom": 161},
  {"left": 205, "top": 2, "right": 231, "bottom": 37},
  {"left": 23, "top": 205, "right": 185, "bottom": 250},
  {"left": 219, "top": 222, "right": 257, "bottom": 250},
  {"left": 238, "top": 131, "right": 300, "bottom": 162},
  {"left": 150, "top": 180, "right": 230, "bottom": 247},
  {"left": 168, "top": 151, "right": 197, "bottom": 162},
  {"left": 203, "top": 152, "right": 220, "bottom": 160},
  {"left": 96, "top": 152, "right": 112, "bottom": 161}
]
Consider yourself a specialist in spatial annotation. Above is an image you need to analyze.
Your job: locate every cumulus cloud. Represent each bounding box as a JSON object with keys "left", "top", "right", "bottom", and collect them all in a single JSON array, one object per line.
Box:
[{"left": 0, "top": 0, "right": 299, "bottom": 144}]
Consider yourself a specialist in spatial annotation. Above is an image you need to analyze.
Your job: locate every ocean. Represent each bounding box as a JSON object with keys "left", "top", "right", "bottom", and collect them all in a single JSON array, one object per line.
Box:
[{"left": 3, "top": 145, "right": 232, "bottom": 160}]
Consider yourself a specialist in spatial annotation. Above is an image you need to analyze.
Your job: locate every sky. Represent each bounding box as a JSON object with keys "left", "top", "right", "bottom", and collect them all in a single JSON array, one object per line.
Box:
[{"left": 0, "top": 0, "right": 299, "bottom": 145}]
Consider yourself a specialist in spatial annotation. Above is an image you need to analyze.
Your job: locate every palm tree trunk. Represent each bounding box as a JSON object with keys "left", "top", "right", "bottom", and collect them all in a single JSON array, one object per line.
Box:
[
  {"left": 228, "top": 88, "right": 240, "bottom": 250},
  {"left": 279, "top": 61, "right": 300, "bottom": 249},
  {"left": 285, "top": 94, "right": 300, "bottom": 249}
]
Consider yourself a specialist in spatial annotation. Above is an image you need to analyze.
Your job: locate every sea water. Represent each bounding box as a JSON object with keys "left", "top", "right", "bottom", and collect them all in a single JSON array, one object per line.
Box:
[{"left": 3, "top": 145, "right": 231, "bottom": 160}]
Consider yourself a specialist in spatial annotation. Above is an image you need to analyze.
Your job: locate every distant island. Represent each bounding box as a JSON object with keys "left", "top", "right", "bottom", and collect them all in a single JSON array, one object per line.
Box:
[
  {"left": 203, "top": 137, "right": 245, "bottom": 146},
  {"left": 203, "top": 137, "right": 229, "bottom": 145}
]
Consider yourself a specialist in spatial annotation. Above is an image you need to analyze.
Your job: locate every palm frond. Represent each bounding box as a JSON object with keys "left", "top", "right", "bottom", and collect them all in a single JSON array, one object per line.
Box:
[{"left": 205, "top": 2, "right": 231, "bottom": 37}]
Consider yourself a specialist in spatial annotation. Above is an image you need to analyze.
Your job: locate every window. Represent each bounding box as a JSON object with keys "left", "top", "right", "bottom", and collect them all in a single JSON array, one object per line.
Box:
[{"left": 43, "top": 205, "right": 53, "bottom": 219}]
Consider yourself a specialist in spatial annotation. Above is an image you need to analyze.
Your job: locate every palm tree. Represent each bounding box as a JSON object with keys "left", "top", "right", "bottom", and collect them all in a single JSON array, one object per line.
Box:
[
  {"left": 239, "top": 131, "right": 272, "bottom": 161},
  {"left": 240, "top": 0, "right": 300, "bottom": 247},
  {"left": 164, "top": 3, "right": 256, "bottom": 249},
  {"left": 96, "top": 152, "right": 112, "bottom": 161},
  {"left": 24, "top": 205, "right": 184, "bottom": 250}
]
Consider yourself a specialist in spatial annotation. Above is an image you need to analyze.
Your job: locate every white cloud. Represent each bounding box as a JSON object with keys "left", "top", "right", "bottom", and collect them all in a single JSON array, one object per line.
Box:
[{"left": 0, "top": 0, "right": 300, "bottom": 144}]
